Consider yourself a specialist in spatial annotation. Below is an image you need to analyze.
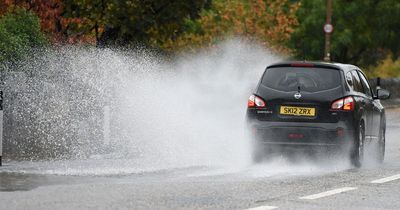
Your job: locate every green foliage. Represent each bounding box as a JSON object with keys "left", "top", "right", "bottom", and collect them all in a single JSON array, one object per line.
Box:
[
  {"left": 162, "top": 0, "right": 300, "bottom": 53},
  {"left": 0, "top": 8, "right": 47, "bottom": 70},
  {"left": 288, "top": 0, "right": 400, "bottom": 68},
  {"left": 64, "top": 0, "right": 210, "bottom": 48},
  {"left": 368, "top": 56, "right": 400, "bottom": 78}
]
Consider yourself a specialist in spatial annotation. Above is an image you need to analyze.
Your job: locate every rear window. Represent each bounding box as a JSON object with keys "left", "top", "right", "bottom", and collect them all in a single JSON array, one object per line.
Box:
[{"left": 261, "top": 67, "right": 341, "bottom": 92}]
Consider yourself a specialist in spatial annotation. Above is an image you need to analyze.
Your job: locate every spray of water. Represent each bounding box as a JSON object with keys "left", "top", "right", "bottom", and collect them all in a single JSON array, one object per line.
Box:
[
  {"left": 2, "top": 39, "right": 290, "bottom": 175},
  {"left": 1, "top": 39, "right": 356, "bottom": 176}
]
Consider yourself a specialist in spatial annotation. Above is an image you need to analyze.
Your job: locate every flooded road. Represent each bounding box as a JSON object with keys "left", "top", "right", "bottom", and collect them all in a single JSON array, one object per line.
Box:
[
  {"left": 1, "top": 44, "right": 400, "bottom": 209},
  {"left": 1, "top": 108, "right": 400, "bottom": 209}
]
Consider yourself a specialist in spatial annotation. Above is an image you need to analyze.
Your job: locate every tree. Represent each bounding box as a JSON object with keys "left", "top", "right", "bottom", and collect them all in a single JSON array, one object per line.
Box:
[
  {"left": 64, "top": 0, "right": 211, "bottom": 48},
  {"left": 0, "top": 8, "right": 47, "bottom": 69},
  {"left": 161, "top": 0, "right": 300, "bottom": 53},
  {"left": 0, "top": 0, "right": 95, "bottom": 43},
  {"left": 288, "top": 0, "right": 400, "bottom": 67}
]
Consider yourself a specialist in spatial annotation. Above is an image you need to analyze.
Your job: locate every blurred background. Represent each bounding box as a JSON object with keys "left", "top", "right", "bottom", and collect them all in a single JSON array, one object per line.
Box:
[
  {"left": 0, "top": 0, "right": 399, "bottom": 163},
  {"left": 1, "top": 0, "right": 399, "bottom": 74}
]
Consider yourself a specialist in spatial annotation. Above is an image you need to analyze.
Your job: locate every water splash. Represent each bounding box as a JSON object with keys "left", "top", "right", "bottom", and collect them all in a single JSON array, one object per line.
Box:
[{"left": 2, "top": 39, "right": 282, "bottom": 175}]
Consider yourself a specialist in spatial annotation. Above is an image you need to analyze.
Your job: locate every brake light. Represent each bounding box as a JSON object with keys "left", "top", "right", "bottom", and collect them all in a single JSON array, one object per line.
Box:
[
  {"left": 331, "top": 96, "right": 354, "bottom": 111},
  {"left": 248, "top": 95, "right": 255, "bottom": 107},
  {"left": 290, "top": 63, "right": 315, "bottom": 67},
  {"left": 343, "top": 96, "right": 354, "bottom": 110},
  {"left": 248, "top": 95, "right": 266, "bottom": 108},
  {"left": 331, "top": 98, "right": 344, "bottom": 109}
]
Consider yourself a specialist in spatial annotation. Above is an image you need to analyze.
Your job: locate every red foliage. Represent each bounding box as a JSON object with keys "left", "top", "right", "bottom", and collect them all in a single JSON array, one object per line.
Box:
[{"left": 0, "top": 0, "right": 94, "bottom": 44}]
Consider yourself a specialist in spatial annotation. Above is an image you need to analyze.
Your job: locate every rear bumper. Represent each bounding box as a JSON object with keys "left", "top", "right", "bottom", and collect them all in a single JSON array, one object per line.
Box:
[
  {"left": 259, "top": 142, "right": 339, "bottom": 146},
  {"left": 248, "top": 121, "right": 355, "bottom": 147}
]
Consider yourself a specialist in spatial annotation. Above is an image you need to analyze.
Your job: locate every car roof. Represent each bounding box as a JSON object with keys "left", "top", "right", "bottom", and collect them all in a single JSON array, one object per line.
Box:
[{"left": 267, "top": 61, "right": 360, "bottom": 73}]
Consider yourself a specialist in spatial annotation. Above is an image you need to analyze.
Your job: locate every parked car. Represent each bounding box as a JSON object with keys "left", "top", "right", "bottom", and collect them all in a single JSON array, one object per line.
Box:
[{"left": 246, "top": 61, "right": 390, "bottom": 167}]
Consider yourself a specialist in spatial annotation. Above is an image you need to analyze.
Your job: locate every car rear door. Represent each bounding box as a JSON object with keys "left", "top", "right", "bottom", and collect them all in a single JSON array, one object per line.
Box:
[
  {"left": 357, "top": 71, "right": 380, "bottom": 139},
  {"left": 351, "top": 70, "right": 374, "bottom": 139}
]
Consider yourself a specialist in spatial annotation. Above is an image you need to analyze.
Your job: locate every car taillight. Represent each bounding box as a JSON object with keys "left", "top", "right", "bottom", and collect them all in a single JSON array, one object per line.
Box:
[
  {"left": 248, "top": 95, "right": 266, "bottom": 108},
  {"left": 331, "top": 96, "right": 354, "bottom": 111},
  {"left": 343, "top": 96, "right": 355, "bottom": 110}
]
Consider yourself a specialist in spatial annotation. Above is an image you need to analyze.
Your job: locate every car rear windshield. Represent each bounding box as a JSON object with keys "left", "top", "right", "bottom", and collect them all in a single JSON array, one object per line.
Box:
[{"left": 261, "top": 67, "right": 341, "bottom": 92}]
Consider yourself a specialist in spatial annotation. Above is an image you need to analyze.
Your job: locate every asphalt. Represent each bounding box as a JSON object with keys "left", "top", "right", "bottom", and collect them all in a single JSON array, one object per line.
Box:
[{"left": 1, "top": 108, "right": 400, "bottom": 210}]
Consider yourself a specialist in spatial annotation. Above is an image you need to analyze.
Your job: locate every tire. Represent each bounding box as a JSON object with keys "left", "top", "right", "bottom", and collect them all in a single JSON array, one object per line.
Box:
[
  {"left": 351, "top": 122, "right": 365, "bottom": 168},
  {"left": 377, "top": 126, "right": 386, "bottom": 164}
]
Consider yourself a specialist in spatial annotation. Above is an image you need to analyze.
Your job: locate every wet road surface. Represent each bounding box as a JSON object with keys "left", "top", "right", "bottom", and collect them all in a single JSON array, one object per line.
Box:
[{"left": 1, "top": 108, "right": 400, "bottom": 209}]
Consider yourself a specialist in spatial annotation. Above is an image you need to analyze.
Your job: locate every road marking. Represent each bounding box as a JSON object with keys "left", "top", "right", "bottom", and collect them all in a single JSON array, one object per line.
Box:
[
  {"left": 246, "top": 205, "right": 278, "bottom": 210},
  {"left": 299, "top": 187, "right": 357, "bottom": 200},
  {"left": 371, "top": 174, "right": 400, "bottom": 184}
]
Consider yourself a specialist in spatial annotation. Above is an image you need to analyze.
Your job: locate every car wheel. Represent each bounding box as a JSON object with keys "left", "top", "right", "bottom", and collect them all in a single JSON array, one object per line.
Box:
[
  {"left": 377, "top": 126, "right": 385, "bottom": 163},
  {"left": 351, "top": 122, "right": 365, "bottom": 168}
]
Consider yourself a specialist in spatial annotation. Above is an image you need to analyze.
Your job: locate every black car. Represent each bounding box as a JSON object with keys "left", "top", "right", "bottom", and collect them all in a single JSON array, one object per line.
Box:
[{"left": 246, "top": 61, "right": 390, "bottom": 167}]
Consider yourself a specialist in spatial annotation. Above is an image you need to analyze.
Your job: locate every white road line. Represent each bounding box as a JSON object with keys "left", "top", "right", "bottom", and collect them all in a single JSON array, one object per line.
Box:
[
  {"left": 299, "top": 187, "right": 357, "bottom": 200},
  {"left": 246, "top": 205, "right": 278, "bottom": 210},
  {"left": 371, "top": 174, "right": 400, "bottom": 184}
]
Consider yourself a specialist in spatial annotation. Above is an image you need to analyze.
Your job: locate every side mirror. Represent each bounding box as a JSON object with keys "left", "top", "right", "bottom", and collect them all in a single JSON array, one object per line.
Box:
[{"left": 377, "top": 88, "right": 390, "bottom": 100}]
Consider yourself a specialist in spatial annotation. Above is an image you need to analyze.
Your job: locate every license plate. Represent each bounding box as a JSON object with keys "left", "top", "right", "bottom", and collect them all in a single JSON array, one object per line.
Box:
[{"left": 280, "top": 106, "right": 316, "bottom": 117}]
